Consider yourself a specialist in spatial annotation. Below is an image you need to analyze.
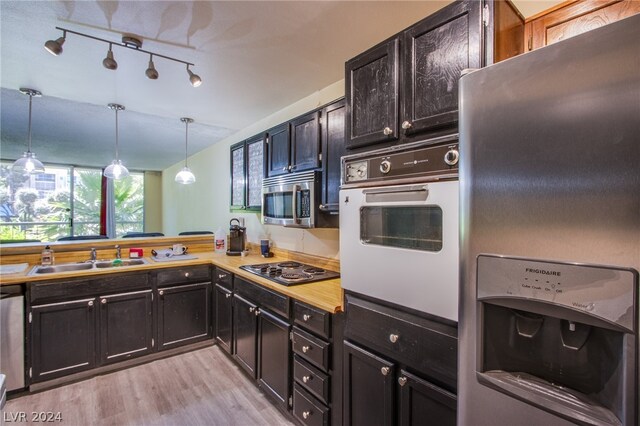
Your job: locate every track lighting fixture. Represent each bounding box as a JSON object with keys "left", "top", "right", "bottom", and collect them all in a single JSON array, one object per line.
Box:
[
  {"left": 44, "top": 31, "right": 66, "bottom": 56},
  {"left": 175, "top": 118, "right": 196, "bottom": 184},
  {"left": 103, "top": 104, "right": 130, "bottom": 180},
  {"left": 102, "top": 44, "right": 118, "bottom": 70},
  {"left": 44, "top": 27, "right": 202, "bottom": 87},
  {"left": 12, "top": 88, "right": 45, "bottom": 175},
  {"left": 145, "top": 55, "right": 159, "bottom": 80},
  {"left": 186, "top": 65, "right": 202, "bottom": 87}
]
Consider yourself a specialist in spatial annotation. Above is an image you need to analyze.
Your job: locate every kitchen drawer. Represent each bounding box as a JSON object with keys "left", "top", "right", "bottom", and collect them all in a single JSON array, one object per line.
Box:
[
  {"left": 292, "top": 327, "right": 330, "bottom": 372},
  {"left": 214, "top": 267, "right": 233, "bottom": 290},
  {"left": 30, "top": 272, "right": 150, "bottom": 304},
  {"left": 156, "top": 265, "right": 211, "bottom": 286},
  {"left": 294, "top": 355, "right": 330, "bottom": 405},
  {"left": 293, "top": 385, "right": 329, "bottom": 426},
  {"left": 294, "top": 301, "right": 330, "bottom": 339},
  {"left": 234, "top": 276, "right": 289, "bottom": 318},
  {"left": 344, "top": 294, "right": 458, "bottom": 391}
]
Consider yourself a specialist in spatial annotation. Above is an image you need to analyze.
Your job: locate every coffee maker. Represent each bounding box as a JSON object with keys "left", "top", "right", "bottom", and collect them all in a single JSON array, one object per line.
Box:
[{"left": 226, "top": 218, "right": 245, "bottom": 256}]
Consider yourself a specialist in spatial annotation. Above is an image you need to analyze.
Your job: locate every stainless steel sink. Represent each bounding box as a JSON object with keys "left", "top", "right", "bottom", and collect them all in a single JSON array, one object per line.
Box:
[
  {"left": 94, "top": 259, "right": 148, "bottom": 268},
  {"left": 28, "top": 258, "right": 149, "bottom": 275}
]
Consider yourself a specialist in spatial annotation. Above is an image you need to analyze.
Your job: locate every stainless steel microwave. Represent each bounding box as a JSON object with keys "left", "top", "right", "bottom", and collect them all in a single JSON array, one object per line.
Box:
[{"left": 262, "top": 171, "right": 320, "bottom": 228}]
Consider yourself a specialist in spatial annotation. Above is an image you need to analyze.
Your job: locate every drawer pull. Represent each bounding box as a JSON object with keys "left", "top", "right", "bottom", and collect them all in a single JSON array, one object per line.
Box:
[
  {"left": 398, "top": 376, "right": 408, "bottom": 387},
  {"left": 101, "top": 298, "right": 107, "bottom": 305},
  {"left": 389, "top": 333, "right": 399, "bottom": 343},
  {"left": 184, "top": 272, "right": 191, "bottom": 278},
  {"left": 303, "top": 314, "right": 311, "bottom": 321},
  {"left": 380, "top": 366, "right": 390, "bottom": 376},
  {"left": 302, "top": 375, "right": 311, "bottom": 383},
  {"left": 302, "top": 411, "right": 311, "bottom": 420},
  {"left": 302, "top": 345, "right": 310, "bottom": 354}
]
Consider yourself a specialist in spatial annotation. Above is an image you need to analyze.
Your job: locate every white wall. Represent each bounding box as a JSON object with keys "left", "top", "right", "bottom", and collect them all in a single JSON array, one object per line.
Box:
[{"left": 162, "top": 80, "right": 344, "bottom": 259}]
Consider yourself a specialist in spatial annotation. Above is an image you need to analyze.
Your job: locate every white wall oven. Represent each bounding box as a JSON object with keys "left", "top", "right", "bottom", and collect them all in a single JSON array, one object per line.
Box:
[{"left": 339, "top": 135, "right": 460, "bottom": 321}]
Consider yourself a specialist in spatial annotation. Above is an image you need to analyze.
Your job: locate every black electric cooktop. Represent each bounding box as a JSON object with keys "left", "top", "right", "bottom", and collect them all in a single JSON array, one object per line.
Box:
[{"left": 239, "top": 261, "right": 340, "bottom": 286}]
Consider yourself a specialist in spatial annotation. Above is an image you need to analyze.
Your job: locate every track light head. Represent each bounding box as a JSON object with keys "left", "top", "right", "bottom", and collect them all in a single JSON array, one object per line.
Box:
[
  {"left": 145, "top": 56, "right": 159, "bottom": 80},
  {"left": 102, "top": 45, "right": 118, "bottom": 70},
  {"left": 44, "top": 34, "right": 66, "bottom": 56},
  {"left": 186, "top": 66, "right": 202, "bottom": 87}
]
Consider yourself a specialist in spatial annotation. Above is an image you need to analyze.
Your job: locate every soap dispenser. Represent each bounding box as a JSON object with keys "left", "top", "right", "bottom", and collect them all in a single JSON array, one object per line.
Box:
[{"left": 41, "top": 245, "right": 54, "bottom": 266}]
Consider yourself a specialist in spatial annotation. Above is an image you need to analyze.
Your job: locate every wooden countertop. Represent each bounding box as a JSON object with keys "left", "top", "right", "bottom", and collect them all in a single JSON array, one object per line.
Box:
[{"left": 0, "top": 251, "right": 343, "bottom": 313}]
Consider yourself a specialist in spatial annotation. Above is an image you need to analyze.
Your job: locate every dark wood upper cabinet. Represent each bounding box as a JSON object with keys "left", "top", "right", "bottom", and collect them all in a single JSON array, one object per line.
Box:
[
  {"left": 230, "top": 134, "right": 266, "bottom": 211},
  {"left": 267, "top": 123, "right": 291, "bottom": 177},
  {"left": 345, "top": 38, "right": 400, "bottom": 149},
  {"left": 401, "top": 0, "right": 481, "bottom": 135},
  {"left": 345, "top": 0, "right": 523, "bottom": 150},
  {"left": 524, "top": 0, "right": 640, "bottom": 52},
  {"left": 291, "top": 111, "right": 320, "bottom": 173},
  {"left": 320, "top": 98, "right": 346, "bottom": 213}
]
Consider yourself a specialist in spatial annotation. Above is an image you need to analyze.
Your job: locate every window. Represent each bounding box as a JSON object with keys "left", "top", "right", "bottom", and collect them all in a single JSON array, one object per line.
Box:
[{"left": 0, "top": 162, "right": 144, "bottom": 241}]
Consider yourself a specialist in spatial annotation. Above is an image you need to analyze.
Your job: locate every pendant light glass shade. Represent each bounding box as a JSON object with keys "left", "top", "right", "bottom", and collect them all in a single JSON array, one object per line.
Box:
[
  {"left": 104, "top": 104, "right": 129, "bottom": 180},
  {"left": 104, "top": 159, "right": 129, "bottom": 179},
  {"left": 12, "top": 88, "right": 45, "bottom": 175},
  {"left": 175, "top": 117, "right": 195, "bottom": 184},
  {"left": 13, "top": 152, "right": 45, "bottom": 174}
]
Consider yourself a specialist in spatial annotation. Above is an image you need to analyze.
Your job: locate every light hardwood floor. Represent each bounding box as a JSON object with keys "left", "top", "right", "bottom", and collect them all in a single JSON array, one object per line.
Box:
[{"left": 4, "top": 345, "right": 294, "bottom": 425}]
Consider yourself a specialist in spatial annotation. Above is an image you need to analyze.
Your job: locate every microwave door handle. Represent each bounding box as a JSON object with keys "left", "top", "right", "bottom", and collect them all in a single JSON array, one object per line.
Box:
[{"left": 291, "top": 184, "right": 300, "bottom": 225}]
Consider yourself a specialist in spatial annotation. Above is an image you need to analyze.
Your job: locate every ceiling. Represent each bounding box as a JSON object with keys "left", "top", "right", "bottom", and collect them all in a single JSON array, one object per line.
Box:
[{"left": 0, "top": 1, "right": 557, "bottom": 171}]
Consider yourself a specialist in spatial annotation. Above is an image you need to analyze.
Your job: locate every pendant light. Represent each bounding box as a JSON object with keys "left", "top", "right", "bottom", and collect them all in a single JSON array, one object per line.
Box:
[
  {"left": 103, "top": 103, "right": 130, "bottom": 180},
  {"left": 175, "top": 117, "right": 196, "bottom": 184},
  {"left": 12, "top": 88, "right": 45, "bottom": 175}
]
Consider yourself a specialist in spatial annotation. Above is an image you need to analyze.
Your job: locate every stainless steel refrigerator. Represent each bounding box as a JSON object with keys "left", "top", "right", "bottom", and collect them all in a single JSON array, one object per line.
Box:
[{"left": 458, "top": 14, "right": 639, "bottom": 426}]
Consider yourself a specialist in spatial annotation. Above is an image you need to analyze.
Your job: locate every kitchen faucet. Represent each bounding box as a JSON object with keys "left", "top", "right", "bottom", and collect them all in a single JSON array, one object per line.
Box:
[
  {"left": 115, "top": 245, "right": 121, "bottom": 259},
  {"left": 90, "top": 248, "right": 97, "bottom": 262}
]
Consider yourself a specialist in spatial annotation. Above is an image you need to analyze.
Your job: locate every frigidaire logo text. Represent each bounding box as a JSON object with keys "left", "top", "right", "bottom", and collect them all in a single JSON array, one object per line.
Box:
[{"left": 525, "top": 268, "right": 561, "bottom": 277}]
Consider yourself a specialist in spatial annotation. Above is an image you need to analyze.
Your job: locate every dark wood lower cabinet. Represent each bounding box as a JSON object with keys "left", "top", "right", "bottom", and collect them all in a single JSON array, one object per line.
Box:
[
  {"left": 233, "top": 294, "right": 258, "bottom": 378},
  {"left": 31, "top": 298, "right": 97, "bottom": 383},
  {"left": 258, "top": 309, "right": 291, "bottom": 409},
  {"left": 99, "top": 290, "right": 154, "bottom": 365},
  {"left": 214, "top": 283, "right": 234, "bottom": 354},
  {"left": 399, "top": 370, "right": 456, "bottom": 426},
  {"left": 157, "top": 282, "right": 212, "bottom": 350},
  {"left": 343, "top": 340, "right": 395, "bottom": 426}
]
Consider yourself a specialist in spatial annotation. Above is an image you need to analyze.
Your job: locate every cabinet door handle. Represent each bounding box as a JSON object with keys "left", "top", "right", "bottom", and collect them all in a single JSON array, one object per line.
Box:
[
  {"left": 383, "top": 127, "right": 393, "bottom": 136},
  {"left": 159, "top": 290, "right": 164, "bottom": 296},
  {"left": 88, "top": 300, "right": 94, "bottom": 307},
  {"left": 302, "top": 345, "right": 310, "bottom": 353},
  {"left": 101, "top": 298, "right": 107, "bottom": 305},
  {"left": 302, "top": 314, "right": 311, "bottom": 322},
  {"left": 380, "top": 366, "right": 390, "bottom": 376},
  {"left": 282, "top": 167, "right": 288, "bottom": 172},
  {"left": 398, "top": 376, "right": 408, "bottom": 387},
  {"left": 225, "top": 293, "right": 231, "bottom": 299},
  {"left": 302, "top": 411, "right": 311, "bottom": 420},
  {"left": 255, "top": 308, "right": 260, "bottom": 316},
  {"left": 218, "top": 274, "right": 226, "bottom": 279},
  {"left": 302, "top": 375, "right": 311, "bottom": 383},
  {"left": 389, "top": 333, "right": 399, "bottom": 343},
  {"left": 184, "top": 272, "right": 190, "bottom": 278},
  {"left": 401, "top": 120, "right": 412, "bottom": 130}
]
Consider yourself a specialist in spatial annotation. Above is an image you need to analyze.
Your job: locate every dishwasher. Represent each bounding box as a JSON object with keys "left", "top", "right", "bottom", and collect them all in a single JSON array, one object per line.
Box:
[{"left": 0, "top": 285, "right": 25, "bottom": 392}]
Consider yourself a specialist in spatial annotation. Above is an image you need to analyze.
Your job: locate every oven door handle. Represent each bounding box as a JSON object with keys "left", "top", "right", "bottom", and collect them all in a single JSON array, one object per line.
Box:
[
  {"left": 362, "top": 185, "right": 428, "bottom": 195},
  {"left": 291, "top": 184, "right": 301, "bottom": 224}
]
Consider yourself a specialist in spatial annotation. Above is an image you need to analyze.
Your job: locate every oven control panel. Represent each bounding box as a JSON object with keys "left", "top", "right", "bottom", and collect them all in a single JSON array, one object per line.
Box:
[{"left": 342, "top": 140, "right": 459, "bottom": 186}]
